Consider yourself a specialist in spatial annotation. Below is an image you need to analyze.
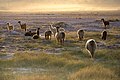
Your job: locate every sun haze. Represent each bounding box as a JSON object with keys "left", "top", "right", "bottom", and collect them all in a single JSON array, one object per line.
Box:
[{"left": 0, "top": 0, "right": 120, "bottom": 12}]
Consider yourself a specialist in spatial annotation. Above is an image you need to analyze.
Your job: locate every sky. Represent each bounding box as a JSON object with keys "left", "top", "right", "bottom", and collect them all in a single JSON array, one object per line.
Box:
[{"left": 0, "top": 0, "right": 120, "bottom": 12}]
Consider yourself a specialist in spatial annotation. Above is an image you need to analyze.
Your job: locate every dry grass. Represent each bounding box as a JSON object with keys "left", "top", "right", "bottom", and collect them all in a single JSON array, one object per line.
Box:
[
  {"left": 68, "top": 64, "right": 118, "bottom": 80},
  {"left": 0, "top": 14, "right": 120, "bottom": 80},
  {"left": 14, "top": 74, "right": 57, "bottom": 80}
]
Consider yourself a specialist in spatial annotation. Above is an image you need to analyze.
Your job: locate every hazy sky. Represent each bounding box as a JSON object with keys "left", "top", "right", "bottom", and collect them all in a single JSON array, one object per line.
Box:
[{"left": 0, "top": 0, "right": 120, "bottom": 12}]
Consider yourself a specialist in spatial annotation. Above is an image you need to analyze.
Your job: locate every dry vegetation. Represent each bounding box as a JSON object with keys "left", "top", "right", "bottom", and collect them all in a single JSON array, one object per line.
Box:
[{"left": 0, "top": 12, "right": 120, "bottom": 80}]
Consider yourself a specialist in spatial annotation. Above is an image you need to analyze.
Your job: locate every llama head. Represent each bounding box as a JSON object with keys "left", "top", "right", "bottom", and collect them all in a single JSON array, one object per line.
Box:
[
  {"left": 7, "top": 22, "right": 10, "bottom": 25},
  {"left": 101, "top": 18, "right": 105, "bottom": 21},
  {"left": 18, "top": 21, "right": 21, "bottom": 23}
]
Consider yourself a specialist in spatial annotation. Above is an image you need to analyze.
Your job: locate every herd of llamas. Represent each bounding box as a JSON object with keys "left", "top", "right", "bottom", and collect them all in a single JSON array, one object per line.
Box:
[{"left": 6, "top": 18, "right": 110, "bottom": 59}]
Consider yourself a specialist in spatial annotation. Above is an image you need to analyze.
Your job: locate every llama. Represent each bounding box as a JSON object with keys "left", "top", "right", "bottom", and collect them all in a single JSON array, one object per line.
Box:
[
  {"left": 85, "top": 39, "right": 97, "bottom": 58},
  {"left": 45, "top": 30, "right": 52, "bottom": 40},
  {"left": 101, "top": 30, "right": 107, "bottom": 40},
  {"left": 25, "top": 31, "right": 32, "bottom": 36},
  {"left": 55, "top": 27, "right": 65, "bottom": 45},
  {"left": 33, "top": 28, "right": 40, "bottom": 39},
  {"left": 18, "top": 21, "right": 27, "bottom": 31},
  {"left": 49, "top": 24, "right": 56, "bottom": 37},
  {"left": 59, "top": 28, "right": 65, "bottom": 32},
  {"left": 101, "top": 18, "right": 109, "bottom": 29},
  {"left": 77, "top": 29, "right": 84, "bottom": 40},
  {"left": 24, "top": 30, "right": 38, "bottom": 36},
  {"left": 7, "top": 23, "right": 14, "bottom": 31}
]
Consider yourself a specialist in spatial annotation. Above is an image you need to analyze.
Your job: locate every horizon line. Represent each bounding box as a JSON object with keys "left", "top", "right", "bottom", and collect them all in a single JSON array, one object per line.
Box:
[{"left": 0, "top": 9, "right": 120, "bottom": 13}]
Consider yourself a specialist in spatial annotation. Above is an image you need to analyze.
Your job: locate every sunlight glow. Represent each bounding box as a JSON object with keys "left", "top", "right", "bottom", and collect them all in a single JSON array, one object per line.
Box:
[{"left": 0, "top": 0, "right": 119, "bottom": 12}]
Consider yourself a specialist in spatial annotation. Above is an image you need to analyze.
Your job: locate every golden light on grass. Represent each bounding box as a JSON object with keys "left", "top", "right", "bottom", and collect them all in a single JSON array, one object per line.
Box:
[{"left": 69, "top": 65, "right": 117, "bottom": 80}]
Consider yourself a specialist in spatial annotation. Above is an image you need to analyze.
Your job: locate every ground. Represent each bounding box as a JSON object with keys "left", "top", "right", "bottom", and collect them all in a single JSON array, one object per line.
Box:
[{"left": 0, "top": 11, "right": 120, "bottom": 80}]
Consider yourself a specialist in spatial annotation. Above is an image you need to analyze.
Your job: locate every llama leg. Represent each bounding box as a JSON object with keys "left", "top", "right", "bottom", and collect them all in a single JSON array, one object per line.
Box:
[
  {"left": 45, "top": 35, "right": 47, "bottom": 40},
  {"left": 60, "top": 39, "right": 62, "bottom": 45},
  {"left": 50, "top": 35, "right": 51, "bottom": 40},
  {"left": 105, "top": 25, "right": 106, "bottom": 29},
  {"left": 63, "top": 39, "right": 64, "bottom": 43},
  {"left": 62, "top": 39, "right": 64, "bottom": 45},
  {"left": 102, "top": 36, "right": 104, "bottom": 40},
  {"left": 105, "top": 36, "right": 106, "bottom": 40},
  {"left": 91, "top": 52, "right": 94, "bottom": 58},
  {"left": 54, "top": 33, "right": 55, "bottom": 37},
  {"left": 80, "top": 37, "right": 82, "bottom": 40},
  {"left": 78, "top": 36, "right": 80, "bottom": 41},
  {"left": 57, "top": 38, "right": 59, "bottom": 43},
  {"left": 25, "top": 28, "right": 26, "bottom": 31},
  {"left": 82, "top": 36, "right": 83, "bottom": 40}
]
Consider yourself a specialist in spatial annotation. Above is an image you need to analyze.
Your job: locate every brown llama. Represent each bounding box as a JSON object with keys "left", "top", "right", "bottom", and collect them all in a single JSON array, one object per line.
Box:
[
  {"left": 55, "top": 27, "right": 65, "bottom": 45},
  {"left": 101, "top": 18, "right": 109, "bottom": 29},
  {"left": 18, "top": 21, "right": 27, "bottom": 31},
  {"left": 7, "top": 23, "right": 14, "bottom": 31},
  {"left": 101, "top": 30, "right": 107, "bottom": 40},
  {"left": 45, "top": 30, "right": 52, "bottom": 40},
  {"left": 77, "top": 29, "right": 84, "bottom": 41}
]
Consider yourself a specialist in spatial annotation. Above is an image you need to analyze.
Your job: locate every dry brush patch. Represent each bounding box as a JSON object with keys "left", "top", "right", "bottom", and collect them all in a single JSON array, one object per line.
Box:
[
  {"left": 0, "top": 18, "right": 120, "bottom": 80},
  {"left": 68, "top": 64, "right": 119, "bottom": 80}
]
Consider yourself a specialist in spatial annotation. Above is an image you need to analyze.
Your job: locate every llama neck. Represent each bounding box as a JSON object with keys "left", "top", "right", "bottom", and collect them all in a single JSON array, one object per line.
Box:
[
  {"left": 50, "top": 25, "right": 52, "bottom": 28},
  {"left": 50, "top": 25, "right": 55, "bottom": 30},
  {"left": 37, "top": 29, "right": 39, "bottom": 36},
  {"left": 7, "top": 24, "right": 9, "bottom": 26},
  {"left": 102, "top": 19, "right": 105, "bottom": 22},
  {"left": 19, "top": 23, "right": 22, "bottom": 26},
  {"left": 56, "top": 28, "right": 59, "bottom": 33}
]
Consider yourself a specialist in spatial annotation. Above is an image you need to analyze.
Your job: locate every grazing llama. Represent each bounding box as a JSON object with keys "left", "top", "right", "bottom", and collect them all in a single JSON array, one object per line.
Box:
[
  {"left": 45, "top": 30, "right": 52, "bottom": 40},
  {"left": 55, "top": 27, "right": 65, "bottom": 45},
  {"left": 101, "top": 30, "right": 107, "bottom": 40},
  {"left": 77, "top": 29, "right": 84, "bottom": 40},
  {"left": 85, "top": 39, "right": 97, "bottom": 58}
]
